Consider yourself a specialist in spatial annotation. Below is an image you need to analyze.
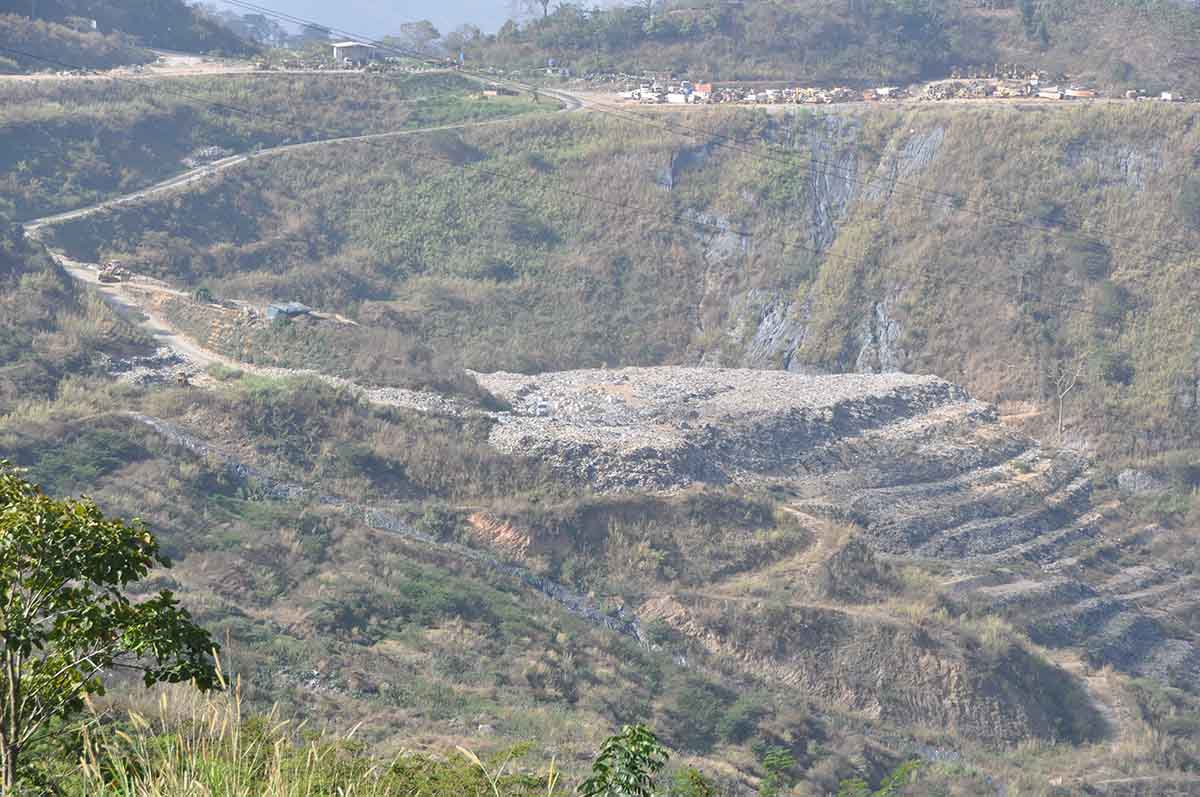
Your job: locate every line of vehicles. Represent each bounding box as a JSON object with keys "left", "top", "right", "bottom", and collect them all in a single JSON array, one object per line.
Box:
[{"left": 618, "top": 77, "right": 1188, "bottom": 106}]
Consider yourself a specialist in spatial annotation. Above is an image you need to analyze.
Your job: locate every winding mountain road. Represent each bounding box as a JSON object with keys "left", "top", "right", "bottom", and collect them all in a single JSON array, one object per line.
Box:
[
  {"left": 17, "top": 77, "right": 580, "bottom": 403},
  {"left": 21, "top": 85, "right": 581, "bottom": 234}
]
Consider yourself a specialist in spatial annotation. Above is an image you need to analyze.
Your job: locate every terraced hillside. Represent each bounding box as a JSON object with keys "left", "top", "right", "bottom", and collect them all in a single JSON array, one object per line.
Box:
[
  {"left": 467, "top": 366, "right": 1199, "bottom": 697},
  {"left": 0, "top": 364, "right": 1120, "bottom": 790},
  {"left": 5, "top": 47, "right": 1200, "bottom": 793}
]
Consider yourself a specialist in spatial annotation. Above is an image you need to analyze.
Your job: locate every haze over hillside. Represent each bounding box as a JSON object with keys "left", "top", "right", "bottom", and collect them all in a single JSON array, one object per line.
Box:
[
  {"left": 208, "top": 0, "right": 514, "bottom": 38},
  {"left": 1, "top": 1, "right": 1199, "bottom": 794},
  {"left": 471, "top": 0, "right": 1200, "bottom": 92}
]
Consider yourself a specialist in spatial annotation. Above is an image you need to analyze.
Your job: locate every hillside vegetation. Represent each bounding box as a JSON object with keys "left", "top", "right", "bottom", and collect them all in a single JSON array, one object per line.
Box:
[
  {"left": 0, "top": 13, "right": 153, "bottom": 73},
  {"left": 0, "top": 0, "right": 253, "bottom": 57},
  {"left": 5, "top": 23, "right": 1200, "bottom": 794},
  {"left": 2, "top": 357, "right": 1156, "bottom": 793},
  {"left": 0, "top": 222, "right": 150, "bottom": 405},
  {"left": 477, "top": 0, "right": 1200, "bottom": 93},
  {"left": 0, "top": 379, "right": 944, "bottom": 793},
  {"left": 0, "top": 72, "right": 547, "bottom": 220},
  {"left": 45, "top": 102, "right": 1200, "bottom": 461}
]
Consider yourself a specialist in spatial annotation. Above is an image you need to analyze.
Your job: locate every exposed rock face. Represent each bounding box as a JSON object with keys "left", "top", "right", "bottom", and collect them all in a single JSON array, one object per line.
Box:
[
  {"left": 1063, "top": 142, "right": 1163, "bottom": 192},
  {"left": 735, "top": 289, "right": 811, "bottom": 371},
  {"left": 792, "top": 115, "right": 863, "bottom": 250},
  {"left": 476, "top": 367, "right": 970, "bottom": 492},
  {"left": 1117, "top": 468, "right": 1168, "bottom": 495},
  {"left": 719, "top": 289, "right": 818, "bottom": 373},
  {"left": 865, "top": 126, "right": 946, "bottom": 202},
  {"left": 691, "top": 115, "right": 951, "bottom": 375},
  {"left": 853, "top": 297, "right": 905, "bottom": 373}
]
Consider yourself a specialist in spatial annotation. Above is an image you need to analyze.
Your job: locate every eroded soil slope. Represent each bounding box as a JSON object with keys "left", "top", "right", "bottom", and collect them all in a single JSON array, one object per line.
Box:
[{"left": 474, "top": 366, "right": 1200, "bottom": 698}]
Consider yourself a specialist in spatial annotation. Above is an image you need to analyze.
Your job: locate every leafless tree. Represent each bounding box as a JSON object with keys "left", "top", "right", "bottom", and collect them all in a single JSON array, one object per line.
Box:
[{"left": 1050, "top": 356, "right": 1085, "bottom": 440}]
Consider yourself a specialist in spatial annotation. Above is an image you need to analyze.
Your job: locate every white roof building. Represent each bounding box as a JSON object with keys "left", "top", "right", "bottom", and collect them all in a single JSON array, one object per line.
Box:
[{"left": 332, "top": 42, "right": 377, "bottom": 63}]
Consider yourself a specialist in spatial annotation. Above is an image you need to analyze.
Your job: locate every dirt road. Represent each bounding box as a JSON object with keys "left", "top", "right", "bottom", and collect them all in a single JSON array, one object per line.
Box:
[
  {"left": 46, "top": 246, "right": 486, "bottom": 420},
  {"left": 21, "top": 89, "right": 577, "bottom": 232},
  {"left": 15, "top": 65, "right": 581, "bottom": 405},
  {"left": 60, "top": 259, "right": 233, "bottom": 371},
  {"left": 0, "top": 49, "right": 262, "bottom": 82}
]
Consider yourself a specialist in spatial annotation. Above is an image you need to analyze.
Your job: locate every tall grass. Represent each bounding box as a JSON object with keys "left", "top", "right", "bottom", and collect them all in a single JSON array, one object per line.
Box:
[{"left": 74, "top": 666, "right": 564, "bottom": 797}]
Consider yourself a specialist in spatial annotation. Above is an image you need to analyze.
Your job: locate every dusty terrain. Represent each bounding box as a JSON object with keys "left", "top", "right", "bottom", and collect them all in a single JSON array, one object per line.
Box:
[
  {"left": 477, "top": 366, "right": 972, "bottom": 491},
  {"left": 0, "top": 50, "right": 258, "bottom": 82},
  {"left": 35, "top": 235, "right": 1200, "bottom": 703},
  {"left": 14, "top": 67, "right": 1199, "bottom": 785},
  {"left": 474, "top": 366, "right": 1199, "bottom": 697}
]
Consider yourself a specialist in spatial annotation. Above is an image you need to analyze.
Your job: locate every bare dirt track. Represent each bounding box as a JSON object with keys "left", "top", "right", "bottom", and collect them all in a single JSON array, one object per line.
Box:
[
  {"left": 0, "top": 49, "right": 260, "bottom": 82},
  {"left": 17, "top": 65, "right": 579, "bottom": 401},
  {"left": 21, "top": 104, "right": 575, "bottom": 232}
]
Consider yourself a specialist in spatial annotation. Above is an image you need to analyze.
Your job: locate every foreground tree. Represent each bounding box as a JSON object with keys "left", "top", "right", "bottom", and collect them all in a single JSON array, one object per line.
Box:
[
  {"left": 578, "top": 724, "right": 669, "bottom": 797},
  {"left": 0, "top": 463, "right": 218, "bottom": 793}
]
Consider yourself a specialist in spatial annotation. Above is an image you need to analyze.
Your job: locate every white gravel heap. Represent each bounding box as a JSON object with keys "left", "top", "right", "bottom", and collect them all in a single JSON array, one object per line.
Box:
[{"left": 474, "top": 367, "right": 971, "bottom": 491}]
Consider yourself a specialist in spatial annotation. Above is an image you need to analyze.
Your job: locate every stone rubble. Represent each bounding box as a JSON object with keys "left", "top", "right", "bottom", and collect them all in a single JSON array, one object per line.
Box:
[
  {"left": 474, "top": 366, "right": 970, "bottom": 492},
  {"left": 100, "top": 346, "right": 198, "bottom": 385}
]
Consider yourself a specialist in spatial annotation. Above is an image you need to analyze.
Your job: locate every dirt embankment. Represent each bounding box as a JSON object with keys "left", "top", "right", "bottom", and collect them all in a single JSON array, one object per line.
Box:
[{"left": 640, "top": 593, "right": 1105, "bottom": 747}]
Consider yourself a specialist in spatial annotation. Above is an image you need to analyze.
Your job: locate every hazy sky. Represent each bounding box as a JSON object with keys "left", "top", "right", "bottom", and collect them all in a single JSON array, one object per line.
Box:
[{"left": 211, "top": 0, "right": 513, "bottom": 39}]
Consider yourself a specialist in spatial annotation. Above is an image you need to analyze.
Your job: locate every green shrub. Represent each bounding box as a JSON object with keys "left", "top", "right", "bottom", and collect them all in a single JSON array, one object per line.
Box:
[
  {"left": 717, "top": 693, "right": 768, "bottom": 744},
  {"left": 1091, "top": 345, "right": 1134, "bottom": 386},
  {"left": 1180, "top": 176, "right": 1200, "bottom": 231},
  {"left": 1065, "top": 239, "right": 1111, "bottom": 282},
  {"left": 206, "top": 363, "right": 244, "bottom": 381},
  {"left": 1092, "top": 280, "right": 1129, "bottom": 329},
  {"left": 22, "top": 427, "right": 148, "bottom": 494},
  {"left": 416, "top": 502, "right": 462, "bottom": 540},
  {"left": 663, "top": 677, "right": 735, "bottom": 753},
  {"left": 578, "top": 724, "right": 669, "bottom": 797}
]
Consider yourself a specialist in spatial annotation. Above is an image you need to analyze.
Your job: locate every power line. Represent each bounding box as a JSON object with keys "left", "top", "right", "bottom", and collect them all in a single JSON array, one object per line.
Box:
[
  {"left": 1, "top": 43, "right": 1102, "bottom": 320},
  {"left": 212, "top": 0, "right": 1197, "bottom": 266}
]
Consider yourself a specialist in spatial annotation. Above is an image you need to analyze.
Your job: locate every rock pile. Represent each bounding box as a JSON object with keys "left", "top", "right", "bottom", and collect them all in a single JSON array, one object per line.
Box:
[
  {"left": 475, "top": 366, "right": 1200, "bottom": 693},
  {"left": 475, "top": 367, "right": 973, "bottom": 492},
  {"left": 100, "top": 346, "right": 196, "bottom": 385}
]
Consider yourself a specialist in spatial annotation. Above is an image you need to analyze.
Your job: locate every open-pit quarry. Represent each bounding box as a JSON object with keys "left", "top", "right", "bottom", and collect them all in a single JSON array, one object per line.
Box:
[{"left": 474, "top": 367, "right": 1199, "bottom": 702}]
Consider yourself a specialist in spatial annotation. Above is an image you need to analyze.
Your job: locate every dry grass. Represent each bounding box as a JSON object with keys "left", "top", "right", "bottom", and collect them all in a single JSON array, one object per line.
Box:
[{"left": 76, "top": 665, "right": 566, "bottom": 797}]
